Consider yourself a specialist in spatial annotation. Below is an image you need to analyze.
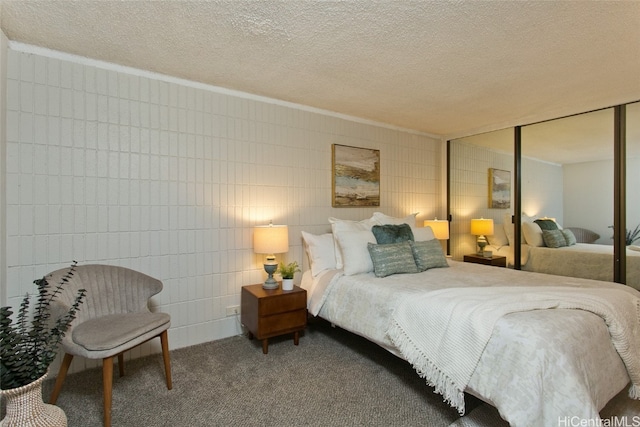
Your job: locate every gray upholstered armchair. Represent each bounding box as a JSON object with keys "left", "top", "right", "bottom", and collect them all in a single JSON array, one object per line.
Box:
[
  {"left": 564, "top": 227, "right": 600, "bottom": 244},
  {"left": 48, "top": 264, "right": 172, "bottom": 427}
]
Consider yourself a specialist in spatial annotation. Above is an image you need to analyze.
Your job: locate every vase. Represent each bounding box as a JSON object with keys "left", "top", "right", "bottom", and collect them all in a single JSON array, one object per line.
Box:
[
  {"left": 0, "top": 374, "right": 67, "bottom": 427},
  {"left": 282, "top": 278, "right": 294, "bottom": 291}
]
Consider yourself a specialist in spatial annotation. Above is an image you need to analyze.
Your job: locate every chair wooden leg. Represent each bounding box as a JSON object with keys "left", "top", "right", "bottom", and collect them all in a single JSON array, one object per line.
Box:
[
  {"left": 103, "top": 356, "right": 114, "bottom": 427},
  {"left": 118, "top": 353, "right": 125, "bottom": 377},
  {"left": 160, "top": 330, "right": 172, "bottom": 390},
  {"left": 49, "top": 353, "right": 74, "bottom": 404}
]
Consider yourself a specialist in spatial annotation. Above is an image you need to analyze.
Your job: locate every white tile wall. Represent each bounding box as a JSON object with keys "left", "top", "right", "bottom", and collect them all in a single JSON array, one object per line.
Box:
[{"left": 3, "top": 47, "right": 442, "bottom": 371}]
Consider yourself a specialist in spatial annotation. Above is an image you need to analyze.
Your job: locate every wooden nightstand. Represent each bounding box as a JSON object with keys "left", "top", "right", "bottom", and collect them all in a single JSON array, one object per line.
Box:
[
  {"left": 241, "top": 284, "right": 307, "bottom": 354},
  {"left": 463, "top": 254, "right": 507, "bottom": 267}
]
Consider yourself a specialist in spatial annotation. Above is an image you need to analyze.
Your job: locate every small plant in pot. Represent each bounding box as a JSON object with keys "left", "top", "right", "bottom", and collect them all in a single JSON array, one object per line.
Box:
[
  {"left": 277, "top": 261, "right": 300, "bottom": 291},
  {"left": 1, "top": 261, "right": 86, "bottom": 426},
  {"left": 609, "top": 223, "right": 640, "bottom": 246},
  {"left": 627, "top": 224, "right": 640, "bottom": 246}
]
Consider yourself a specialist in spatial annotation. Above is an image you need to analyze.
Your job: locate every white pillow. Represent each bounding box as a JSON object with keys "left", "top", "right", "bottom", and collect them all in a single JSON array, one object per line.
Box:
[
  {"left": 372, "top": 212, "right": 418, "bottom": 227},
  {"left": 334, "top": 229, "right": 377, "bottom": 275},
  {"left": 328, "top": 216, "right": 378, "bottom": 269},
  {"left": 487, "top": 224, "right": 509, "bottom": 247},
  {"left": 503, "top": 213, "right": 535, "bottom": 247},
  {"left": 412, "top": 226, "right": 436, "bottom": 242},
  {"left": 301, "top": 232, "right": 336, "bottom": 277},
  {"left": 502, "top": 212, "right": 535, "bottom": 226},
  {"left": 522, "top": 222, "right": 545, "bottom": 247}
]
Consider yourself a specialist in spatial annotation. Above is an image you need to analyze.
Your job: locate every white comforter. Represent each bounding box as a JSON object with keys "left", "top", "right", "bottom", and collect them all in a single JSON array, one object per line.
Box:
[
  {"left": 302, "top": 261, "right": 639, "bottom": 427},
  {"left": 484, "top": 243, "right": 640, "bottom": 290},
  {"left": 523, "top": 244, "right": 640, "bottom": 290}
]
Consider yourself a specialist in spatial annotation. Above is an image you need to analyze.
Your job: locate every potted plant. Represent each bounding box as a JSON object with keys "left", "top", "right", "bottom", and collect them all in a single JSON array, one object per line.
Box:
[
  {"left": 1, "top": 262, "right": 86, "bottom": 427},
  {"left": 627, "top": 224, "right": 640, "bottom": 246},
  {"left": 609, "top": 223, "right": 640, "bottom": 246},
  {"left": 277, "top": 261, "right": 300, "bottom": 291}
]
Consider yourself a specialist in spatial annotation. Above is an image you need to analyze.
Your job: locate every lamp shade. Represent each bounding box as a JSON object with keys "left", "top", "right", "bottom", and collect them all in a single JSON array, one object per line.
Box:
[
  {"left": 470, "top": 218, "right": 494, "bottom": 236},
  {"left": 424, "top": 219, "right": 449, "bottom": 240},
  {"left": 253, "top": 224, "right": 289, "bottom": 255}
]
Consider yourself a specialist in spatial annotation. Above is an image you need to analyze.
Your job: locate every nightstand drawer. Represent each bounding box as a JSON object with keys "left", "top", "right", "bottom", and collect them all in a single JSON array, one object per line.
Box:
[
  {"left": 257, "top": 309, "right": 307, "bottom": 338},
  {"left": 259, "top": 291, "right": 306, "bottom": 315}
]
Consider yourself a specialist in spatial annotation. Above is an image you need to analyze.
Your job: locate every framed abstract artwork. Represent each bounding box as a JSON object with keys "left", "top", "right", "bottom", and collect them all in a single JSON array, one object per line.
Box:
[
  {"left": 488, "top": 168, "right": 511, "bottom": 209},
  {"left": 332, "top": 144, "right": 380, "bottom": 207}
]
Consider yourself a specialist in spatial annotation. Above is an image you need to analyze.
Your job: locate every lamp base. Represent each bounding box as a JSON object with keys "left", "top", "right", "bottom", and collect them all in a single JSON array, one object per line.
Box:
[
  {"left": 477, "top": 235, "right": 488, "bottom": 255},
  {"left": 263, "top": 262, "right": 279, "bottom": 290},
  {"left": 262, "top": 277, "right": 279, "bottom": 290}
]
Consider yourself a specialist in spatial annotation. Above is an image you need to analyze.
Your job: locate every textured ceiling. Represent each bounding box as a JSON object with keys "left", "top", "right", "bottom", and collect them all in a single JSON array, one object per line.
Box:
[{"left": 1, "top": 1, "right": 639, "bottom": 160}]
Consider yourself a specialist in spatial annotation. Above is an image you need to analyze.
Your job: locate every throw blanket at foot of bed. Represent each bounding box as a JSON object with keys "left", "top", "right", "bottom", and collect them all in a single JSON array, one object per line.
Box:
[{"left": 387, "top": 286, "right": 640, "bottom": 415}]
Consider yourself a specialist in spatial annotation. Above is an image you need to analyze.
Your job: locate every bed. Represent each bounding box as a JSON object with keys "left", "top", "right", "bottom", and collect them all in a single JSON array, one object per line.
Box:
[
  {"left": 485, "top": 217, "right": 640, "bottom": 290},
  {"left": 300, "top": 213, "right": 640, "bottom": 427}
]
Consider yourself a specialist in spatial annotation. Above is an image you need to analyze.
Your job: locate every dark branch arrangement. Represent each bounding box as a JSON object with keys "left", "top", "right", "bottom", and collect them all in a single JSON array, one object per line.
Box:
[
  {"left": 608, "top": 223, "right": 640, "bottom": 246},
  {"left": 0, "top": 261, "right": 86, "bottom": 389},
  {"left": 627, "top": 224, "right": 640, "bottom": 246}
]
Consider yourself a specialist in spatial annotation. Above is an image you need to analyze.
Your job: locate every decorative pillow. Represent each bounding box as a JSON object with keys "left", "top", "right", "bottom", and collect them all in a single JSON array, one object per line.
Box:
[
  {"left": 372, "top": 224, "right": 414, "bottom": 244},
  {"left": 329, "top": 216, "right": 378, "bottom": 269},
  {"left": 373, "top": 212, "right": 434, "bottom": 244},
  {"left": 410, "top": 240, "right": 449, "bottom": 271},
  {"left": 301, "top": 231, "right": 336, "bottom": 277},
  {"left": 561, "top": 229, "right": 577, "bottom": 246},
  {"left": 333, "top": 229, "right": 377, "bottom": 276},
  {"left": 542, "top": 229, "right": 568, "bottom": 248},
  {"left": 367, "top": 241, "right": 418, "bottom": 278},
  {"left": 534, "top": 219, "right": 558, "bottom": 231},
  {"left": 487, "top": 224, "right": 509, "bottom": 247},
  {"left": 522, "top": 222, "right": 545, "bottom": 247},
  {"left": 412, "top": 226, "right": 436, "bottom": 242}
]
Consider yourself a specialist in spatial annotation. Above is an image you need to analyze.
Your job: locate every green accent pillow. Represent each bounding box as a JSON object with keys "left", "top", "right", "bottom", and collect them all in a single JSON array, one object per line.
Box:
[
  {"left": 542, "top": 229, "right": 568, "bottom": 248},
  {"left": 367, "top": 241, "right": 419, "bottom": 278},
  {"left": 409, "top": 239, "right": 449, "bottom": 271},
  {"left": 534, "top": 219, "right": 558, "bottom": 231},
  {"left": 562, "top": 229, "right": 577, "bottom": 246},
  {"left": 372, "top": 224, "right": 415, "bottom": 244}
]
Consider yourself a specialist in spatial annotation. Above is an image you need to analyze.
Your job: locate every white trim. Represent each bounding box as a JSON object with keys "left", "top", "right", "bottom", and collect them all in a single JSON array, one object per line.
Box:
[{"left": 9, "top": 41, "right": 439, "bottom": 139}]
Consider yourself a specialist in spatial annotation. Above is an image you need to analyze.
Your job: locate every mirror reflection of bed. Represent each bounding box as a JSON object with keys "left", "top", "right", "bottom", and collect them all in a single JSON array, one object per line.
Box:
[
  {"left": 483, "top": 215, "right": 640, "bottom": 290},
  {"left": 449, "top": 101, "right": 639, "bottom": 290}
]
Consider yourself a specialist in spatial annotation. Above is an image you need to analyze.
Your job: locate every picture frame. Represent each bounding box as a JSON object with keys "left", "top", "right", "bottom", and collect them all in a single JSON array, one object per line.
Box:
[
  {"left": 488, "top": 168, "right": 511, "bottom": 209},
  {"left": 332, "top": 144, "right": 380, "bottom": 207}
]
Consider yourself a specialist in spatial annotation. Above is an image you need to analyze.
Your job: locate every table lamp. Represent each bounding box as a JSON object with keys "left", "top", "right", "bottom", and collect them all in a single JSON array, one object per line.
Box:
[
  {"left": 253, "top": 223, "right": 289, "bottom": 289},
  {"left": 423, "top": 218, "right": 450, "bottom": 240},
  {"left": 470, "top": 218, "right": 494, "bottom": 255}
]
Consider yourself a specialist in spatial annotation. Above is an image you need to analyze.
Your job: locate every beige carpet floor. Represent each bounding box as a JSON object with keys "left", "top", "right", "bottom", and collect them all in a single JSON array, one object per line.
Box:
[{"left": 3, "top": 317, "right": 638, "bottom": 426}]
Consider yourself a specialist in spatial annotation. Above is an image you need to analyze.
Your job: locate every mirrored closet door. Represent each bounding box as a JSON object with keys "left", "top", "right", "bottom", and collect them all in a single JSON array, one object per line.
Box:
[
  {"left": 626, "top": 102, "right": 640, "bottom": 283},
  {"left": 448, "top": 102, "right": 637, "bottom": 287},
  {"left": 521, "top": 108, "right": 614, "bottom": 244}
]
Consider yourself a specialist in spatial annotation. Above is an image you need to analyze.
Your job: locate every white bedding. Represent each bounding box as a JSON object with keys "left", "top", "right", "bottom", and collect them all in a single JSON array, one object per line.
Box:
[
  {"left": 485, "top": 242, "right": 640, "bottom": 290},
  {"left": 301, "top": 261, "right": 639, "bottom": 427}
]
